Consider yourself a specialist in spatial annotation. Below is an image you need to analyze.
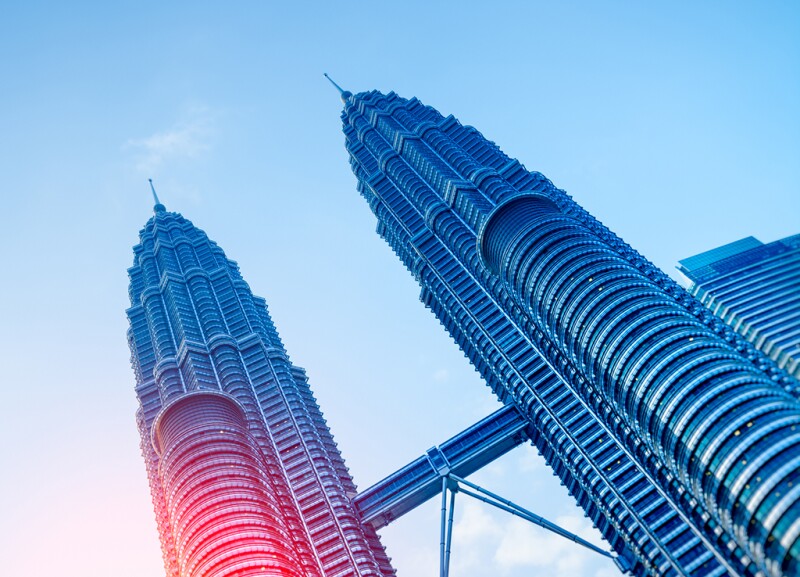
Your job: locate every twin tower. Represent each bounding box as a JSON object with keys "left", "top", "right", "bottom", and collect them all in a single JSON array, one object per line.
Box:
[{"left": 125, "top": 86, "right": 800, "bottom": 577}]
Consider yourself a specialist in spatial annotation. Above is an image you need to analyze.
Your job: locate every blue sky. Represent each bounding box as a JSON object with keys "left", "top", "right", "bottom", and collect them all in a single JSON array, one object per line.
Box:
[{"left": 0, "top": 2, "right": 798, "bottom": 576}]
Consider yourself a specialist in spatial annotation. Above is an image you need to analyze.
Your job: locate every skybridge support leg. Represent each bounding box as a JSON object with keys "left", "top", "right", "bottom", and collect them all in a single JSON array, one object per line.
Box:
[
  {"left": 448, "top": 473, "right": 614, "bottom": 559},
  {"left": 435, "top": 472, "right": 615, "bottom": 574},
  {"left": 438, "top": 474, "right": 459, "bottom": 577},
  {"left": 439, "top": 476, "right": 447, "bottom": 577},
  {"left": 443, "top": 486, "right": 456, "bottom": 577}
]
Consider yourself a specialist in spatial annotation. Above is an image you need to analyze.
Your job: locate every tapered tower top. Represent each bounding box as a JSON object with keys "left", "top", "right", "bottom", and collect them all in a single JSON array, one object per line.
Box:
[
  {"left": 324, "top": 73, "right": 352, "bottom": 103},
  {"left": 148, "top": 178, "right": 166, "bottom": 213}
]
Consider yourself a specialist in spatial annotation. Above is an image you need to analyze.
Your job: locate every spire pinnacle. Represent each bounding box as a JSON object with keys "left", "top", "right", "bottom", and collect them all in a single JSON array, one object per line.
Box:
[
  {"left": 323, "top": 73, "right": 352, "bottom": 103},
  {"left": 149, "top": 178, "right": 166, "bottom": 213}
]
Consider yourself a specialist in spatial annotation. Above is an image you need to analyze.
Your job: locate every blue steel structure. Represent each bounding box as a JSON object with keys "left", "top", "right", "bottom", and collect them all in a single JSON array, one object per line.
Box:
[
  {"left": 126, "top": 182, "right": 607, "bottom": 577},
  {"left": 678, "top": 235, "right": 800, "bottom": 379},
  {"left": 335, "top": 85, "right": 800, "bottom": 577},
  {"left": 126, "top": 190, "right": 395, "bottom": 577},
  {"left": 354, "top": 405, "right": 529, "bottom": 530}
]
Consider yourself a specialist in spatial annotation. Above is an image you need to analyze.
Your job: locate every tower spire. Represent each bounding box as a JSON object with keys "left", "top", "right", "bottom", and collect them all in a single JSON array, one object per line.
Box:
[
  {"left": 323, "top": 73, "right": 352, "bottom": 103},
  {"left": 149, "top": 178, "right": 165, "bottom": 213}
]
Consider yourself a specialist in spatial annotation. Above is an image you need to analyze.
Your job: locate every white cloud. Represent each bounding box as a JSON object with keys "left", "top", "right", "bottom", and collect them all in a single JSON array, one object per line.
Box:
[
  {"left": 441, "top": 496, "right": 616, "bottom": 577},
  {"left": 495, "top": 514, "right": 612, "bottom": 577},
  {"left": 450, "top": 499, "right": 504, "bottom": 573},
  {"left": 517, "top": 443, "right": 547, "bottom": 474},
  {"left": 594, "top": 567, "right": 623, "bottom": 577},
  {"left": 126, "top": 106, "right": 213, "bottom": 174},
  {"left": 433, "top": 369, "right": 450, "bottom": 382}
]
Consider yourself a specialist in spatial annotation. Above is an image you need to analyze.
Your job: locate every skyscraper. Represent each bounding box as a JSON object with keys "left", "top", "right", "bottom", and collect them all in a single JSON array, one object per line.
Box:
[
  {"left": 336, "top": 86, "right": 800, "bottom": 577},
  {"left": 126, "top": 193, "right": 395, "bottom": 577},
  {"left": 678, "top": 234, "right": 800, "bottom": 379}
]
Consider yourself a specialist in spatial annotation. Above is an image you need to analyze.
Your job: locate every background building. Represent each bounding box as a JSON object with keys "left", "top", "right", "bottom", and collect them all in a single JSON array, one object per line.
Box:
[{"left": 678, "top": 235, "right": 800, "bottom": 379}]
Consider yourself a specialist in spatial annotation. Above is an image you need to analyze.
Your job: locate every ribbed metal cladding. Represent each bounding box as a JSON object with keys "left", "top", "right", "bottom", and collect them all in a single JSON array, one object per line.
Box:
[
  {"left": 478, "top": 194, "right": 800, "bottom": 576},
  {"left": 341, "top": 90, "right": 737, "bottom": 576},
  {"left": 152, "top": 392, "right": 308, "bottom": 577},
  {"left": 126, "top": 206, "right": 394, "bottom": 577}
]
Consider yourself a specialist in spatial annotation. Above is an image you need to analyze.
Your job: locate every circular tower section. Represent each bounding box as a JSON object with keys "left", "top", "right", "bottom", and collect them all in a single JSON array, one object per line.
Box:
[{"left": 152, "top": 391, "right": 308, "bottom": 577}]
